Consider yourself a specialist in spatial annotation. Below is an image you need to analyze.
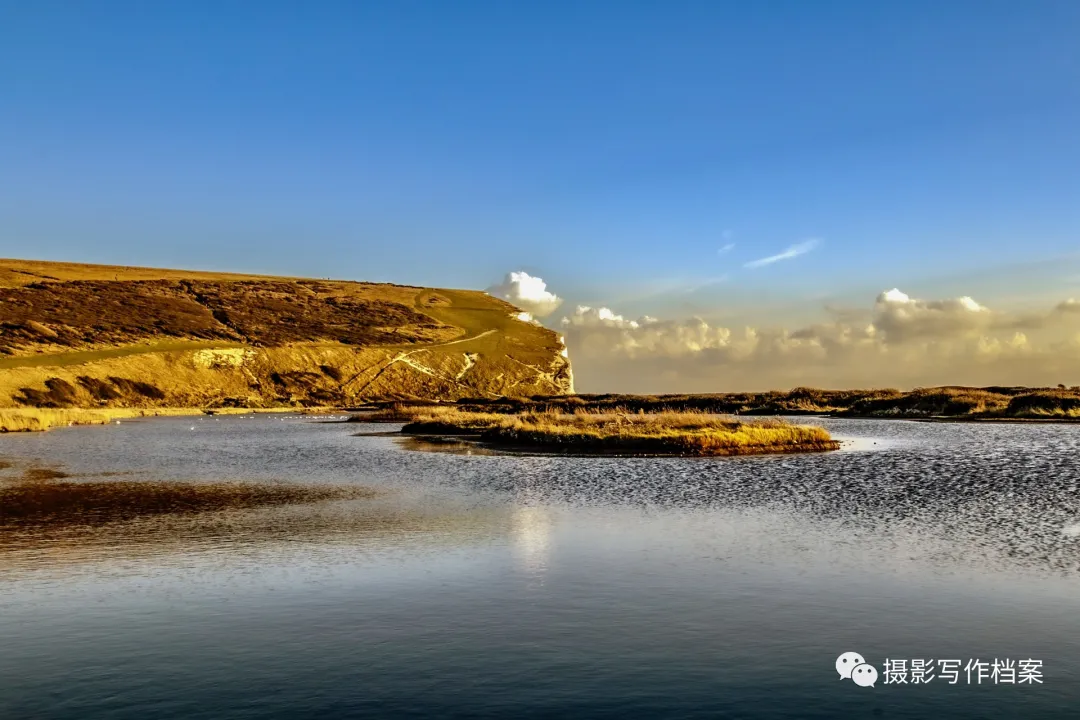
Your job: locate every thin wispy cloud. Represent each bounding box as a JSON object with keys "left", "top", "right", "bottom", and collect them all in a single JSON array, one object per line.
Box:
[
  {"left": 717, "top": 243, "right": 735, "bottom": 255},
  {"left": 743, "top": 238, "right": 820, "bottom": 268}
]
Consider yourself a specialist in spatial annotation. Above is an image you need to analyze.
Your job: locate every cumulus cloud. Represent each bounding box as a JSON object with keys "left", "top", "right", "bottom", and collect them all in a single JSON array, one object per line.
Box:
[
  {"left": 560, "top": 288, "right": 1080, "bottom": 392},
  {"left": 871, "top": 287, "right": 991, "bottom": 342},
  {"left": 488, "top": 271, "right": 563, "bottom": 317},
  {"left": 562, "top": 305, "right": 656, "bottom": 330},
  {"left": 744, "top": 238, "right": 820, "bottom": 268}
]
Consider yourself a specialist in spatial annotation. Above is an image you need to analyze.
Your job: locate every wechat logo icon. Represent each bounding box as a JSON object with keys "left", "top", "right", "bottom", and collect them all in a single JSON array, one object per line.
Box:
[{"left": 836, "top": 651, "right": 878, "bottom": 688}]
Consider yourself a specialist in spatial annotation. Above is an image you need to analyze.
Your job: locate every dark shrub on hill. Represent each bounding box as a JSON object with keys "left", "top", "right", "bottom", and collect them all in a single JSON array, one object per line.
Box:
[{"left": 1006, "top": 391, "right": 1080, "bottom": 416}]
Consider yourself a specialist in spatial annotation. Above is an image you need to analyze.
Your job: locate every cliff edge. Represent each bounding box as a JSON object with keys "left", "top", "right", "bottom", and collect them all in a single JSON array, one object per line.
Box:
[{"left": 0, "top": 259, "right": 573, "bottom": 409}]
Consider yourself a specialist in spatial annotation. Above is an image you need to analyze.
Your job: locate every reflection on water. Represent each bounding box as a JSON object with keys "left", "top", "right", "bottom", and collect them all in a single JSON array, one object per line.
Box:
[
  {"left": 0, "top": 497, "right": 513, "bottom": 581},
  {"left": 513, "top": 505, "right": 553, "bottom": 579},
  {"left": 395, "top": 434, "right": 507, "bottom": 456},
  {"left": 0, "top": 471, "right": 377, "bottom": 527},
  {"left": 1, "top": 415, "right": 1080, "bottom": 719}
]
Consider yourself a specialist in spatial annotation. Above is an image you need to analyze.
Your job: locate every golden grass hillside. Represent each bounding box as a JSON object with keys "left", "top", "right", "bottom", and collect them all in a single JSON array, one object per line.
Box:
[
  {"left": 0, "top": 258, "right": 299, "bottom": 286},
  {"left": 0, "top": 259, "right": 573, "bottom": 414},
  {"left": 397, "top": 408, "right": 839, "bottom": 456}
]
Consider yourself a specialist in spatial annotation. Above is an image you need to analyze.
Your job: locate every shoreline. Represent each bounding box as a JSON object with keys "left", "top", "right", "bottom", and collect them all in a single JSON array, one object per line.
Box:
[
  {"left": 0, "top": 406, "right": 343, "bottom": 433},
  {"left": 349, "top": 407, "right": 1080, "bottom": 426},
  {"left": 825, "top": 413, "right": 1080, "bottom": 424},
  {"left": 8, "top": 406, "right": 1080, "bottom": 435}
]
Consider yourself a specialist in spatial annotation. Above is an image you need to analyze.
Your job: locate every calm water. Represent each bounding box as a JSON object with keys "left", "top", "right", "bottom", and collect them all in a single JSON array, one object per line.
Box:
[{"left": 2, "top": 415, "right": 1080, "bottom": 719}]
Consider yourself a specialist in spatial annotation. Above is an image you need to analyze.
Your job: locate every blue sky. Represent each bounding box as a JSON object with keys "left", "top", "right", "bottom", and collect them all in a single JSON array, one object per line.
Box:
[{"left": 2, "top": 0, "right": 1078, "bottom": 325}]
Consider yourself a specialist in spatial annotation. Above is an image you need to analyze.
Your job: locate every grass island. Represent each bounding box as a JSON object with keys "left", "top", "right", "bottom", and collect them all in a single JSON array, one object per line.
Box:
[{"left": 387, "top": 407, "right": 840, "bottom": 456}]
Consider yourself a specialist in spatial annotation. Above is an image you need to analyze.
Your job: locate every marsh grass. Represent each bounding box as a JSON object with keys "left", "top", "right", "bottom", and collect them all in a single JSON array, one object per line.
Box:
[
  {"left": 1, "top": 408, "right": 140, "bottom": 432},
  {"left": 1003, "top": 390, "right": 1080, "bottom": 418},
  {"left": 442, "top": 385, "right": 1080, "bottom": 420},
  {"left": 401, "top": 407, "right": 838, "bottom": 456},
  {"left": 0, "top": 407, "right": 289, "bottom": 433},
  {"left": 347, "top": 402, "right": 436, "bottom": 422}
]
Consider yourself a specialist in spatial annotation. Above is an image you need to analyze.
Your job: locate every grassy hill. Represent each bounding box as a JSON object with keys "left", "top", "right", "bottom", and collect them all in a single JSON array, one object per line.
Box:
[{"left": 0, "top": 259, "right": 573, "bottom": 412}]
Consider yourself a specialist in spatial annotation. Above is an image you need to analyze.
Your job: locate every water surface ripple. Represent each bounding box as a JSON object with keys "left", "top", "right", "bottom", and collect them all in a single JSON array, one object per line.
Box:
[{"left": 1, "top": 415, "right": 1078, "bottom": 719}]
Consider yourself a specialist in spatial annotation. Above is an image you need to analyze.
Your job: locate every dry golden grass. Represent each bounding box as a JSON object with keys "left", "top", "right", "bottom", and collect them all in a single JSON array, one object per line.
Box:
[
  {"left": 0, "top": 257, "right": 342, "bottom": 287},
  {"left": 1, "top": 408, "right": 150, "bottom": 432},
  {"left": 1009, "top": 407, "right": 1080, "bottom": 418},
  {"left": 348, "top": 402, "right": 439, "bottom": 422},
  {"left": 0, "top": 259, "right": 571, "bottom": 407},
  {"left": 452, "top": 385, "right": 1080, "bottom": 420},
  {"left": 0, "top": 406, "right": 298, "bottom": 433},
  {"left": 401, "top": 407, "right": 838, "bottom": 456}
]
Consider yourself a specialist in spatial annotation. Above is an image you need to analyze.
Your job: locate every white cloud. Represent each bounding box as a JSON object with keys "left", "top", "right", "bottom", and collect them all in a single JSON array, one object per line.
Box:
[
  {"left": 879, "top": 288, "right": 910, "bottom": 304},
  {"left": 562, "top": 305, "right": 646, "bottom": 330},
  {"left": 488, "top": 271, "right": 563, "bottom": 317},
  {"left": 560, "top": 288, "right": 1080, "bottom": 392},
  {"left": 871, "top": 287, "right": 990, "bottom": 342},
  {"left": 718, "top": 243, "right": 735, "bottom": 255},
  {"left": 744, "top": 238, "right": 820, "bottom": 268}
]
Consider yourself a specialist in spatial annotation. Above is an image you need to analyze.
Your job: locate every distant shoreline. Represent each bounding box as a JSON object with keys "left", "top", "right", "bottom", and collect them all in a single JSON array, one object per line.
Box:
[
  {"left": 363, "top": 385, "right": 1080, "bottom": 423},
  {"left": 7, "top": 382, "right": 1080, "bottom": 435},
  {"left": 830, "top": 414, "right": 1080, "bottom": 424},
  {"left": 0, "top": 406, "right": 337, "bottom": 433}
]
